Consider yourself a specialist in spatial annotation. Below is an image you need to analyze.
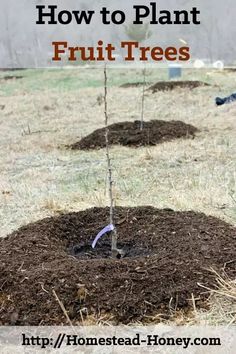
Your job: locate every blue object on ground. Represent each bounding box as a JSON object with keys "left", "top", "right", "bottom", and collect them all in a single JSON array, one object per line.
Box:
[
  {"left": 215, "top": 93, "right": 236, "bottom": 106},
  {"left": 169, "top": 64, "right": 182, "bottom": 80}
]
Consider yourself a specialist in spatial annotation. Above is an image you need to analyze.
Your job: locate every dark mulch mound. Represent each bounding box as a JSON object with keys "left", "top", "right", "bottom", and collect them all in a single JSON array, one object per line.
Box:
[
  {"left": 70, "top": 120, "right": 198, "bottom": 150},
  {"left": 224, "top": 68, "right": 236, "bottom": 73},
  {"left": 0, "top": 75, "right": 23, "bottom": 82},
  {"left": 120, "top": 82, "right": 151, "bottom": 88},
  {"left": 148, "top": 81, "right": 210, "bottom": 93},
  {"left": 0, "top": 206, "right": 235, "bottom": 325}
]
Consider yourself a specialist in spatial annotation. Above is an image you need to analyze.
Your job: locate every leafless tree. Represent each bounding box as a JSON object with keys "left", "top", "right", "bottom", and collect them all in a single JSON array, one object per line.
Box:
[
  {"left": 103, "top": 66, "right": 118, "bottom": 257},
  {"left": 124, "top": 23, "right": 152, "bottom": 130}
]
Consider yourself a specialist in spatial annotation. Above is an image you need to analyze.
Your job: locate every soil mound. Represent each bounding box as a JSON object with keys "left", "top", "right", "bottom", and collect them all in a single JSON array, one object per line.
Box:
[
  {"left": 224, "top": 68, "right": 236, "bottom": 73},
  {"left": 148, "top": 81, "right": 210, "bottom": 92},
  {"left": 0, "top": 75, "right": 23, "bottom": 82},
  {"left": 0, "top": 206, "right": 235, "bottom": 325},
  {"left": 120, "top": 82, "right": 151, "bottom": 88},
  {"left": 70, "top": 120, "right": 198, "bottom": 150}
]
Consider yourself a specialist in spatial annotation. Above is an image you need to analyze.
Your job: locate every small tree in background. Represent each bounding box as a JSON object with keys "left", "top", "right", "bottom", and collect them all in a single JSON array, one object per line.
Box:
[
  {"left": 140, "top": 67, "right": 146, "bottom": 131},
  {"left": 124, "top": 24, "right": 152, "bottom": 131}
]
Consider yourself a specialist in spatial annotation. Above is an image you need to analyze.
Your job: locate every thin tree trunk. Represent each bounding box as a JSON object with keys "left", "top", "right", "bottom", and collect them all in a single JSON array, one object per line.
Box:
[
  {"left": 103, "top": 66, "right": 118, "bottom": 255},
  {"left": 140, "top": 66, "right": 146, "bottom": 131}
]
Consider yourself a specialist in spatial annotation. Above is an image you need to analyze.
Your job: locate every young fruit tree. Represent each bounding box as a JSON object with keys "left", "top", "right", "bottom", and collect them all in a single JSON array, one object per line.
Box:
[
  {"left": 125, "top": 24, "right": 152, "bottom": 130},
  {"left": 104, "top": 66, "right": 118, "bottom": 257},
  {"left": 92, "top": 67, "right": 124, "bottom": 258}
]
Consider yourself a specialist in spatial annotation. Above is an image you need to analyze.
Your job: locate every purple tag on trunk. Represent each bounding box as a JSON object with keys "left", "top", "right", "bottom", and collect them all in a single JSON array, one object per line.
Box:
[{"left": 92, "top": 224, "right": 114, "bottom": 249}]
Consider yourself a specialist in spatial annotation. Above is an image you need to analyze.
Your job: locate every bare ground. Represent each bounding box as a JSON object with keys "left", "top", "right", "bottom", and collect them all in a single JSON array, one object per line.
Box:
[{"left": 0, "top": 67, "right": 235, "bottom": 325}]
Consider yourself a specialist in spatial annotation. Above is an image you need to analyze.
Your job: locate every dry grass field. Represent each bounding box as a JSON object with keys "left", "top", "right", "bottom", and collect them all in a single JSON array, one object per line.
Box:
[{"left": 0, "top": 67, "right": 235, "bottom": 325}]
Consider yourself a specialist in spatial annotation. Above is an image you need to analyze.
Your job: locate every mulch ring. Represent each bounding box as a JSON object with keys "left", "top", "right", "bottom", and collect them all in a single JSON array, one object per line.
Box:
[
  {"left": 70, "top": 120, "right": 198, "bottom": 150},
  {"left": 0, "top": 206, "right": 235, "bottom": 325},
  {"left": 148, "top": 81, "right": 210, "bottom": 93}
]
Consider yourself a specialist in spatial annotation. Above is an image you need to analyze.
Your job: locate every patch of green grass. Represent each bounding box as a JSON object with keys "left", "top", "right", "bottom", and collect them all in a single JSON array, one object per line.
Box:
[{"left": 0, "top": 67, "right": 220, "bottom": 97}]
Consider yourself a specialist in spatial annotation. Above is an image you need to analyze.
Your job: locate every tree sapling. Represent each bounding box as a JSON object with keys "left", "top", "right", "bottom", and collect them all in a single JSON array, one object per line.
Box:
[
  {"left": 103, "top": 66, "right": 118, "bottom": 257},
  {"left": 125, "top": 23, "right": 152, "bottom": 130},
  {"left": 92, "top": 67, "right": 124, "bottom": 259}
]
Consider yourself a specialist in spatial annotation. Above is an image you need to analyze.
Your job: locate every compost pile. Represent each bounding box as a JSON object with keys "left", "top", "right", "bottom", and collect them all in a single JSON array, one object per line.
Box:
[
  {"left": 148, "top": 81, "right": 210, "bottom": 92},
  {"left": 0, "top": 206, "right": 235, "bottom": 325},
  {"left": 70, "top": 120, "right": 198, "bottom": 150}
]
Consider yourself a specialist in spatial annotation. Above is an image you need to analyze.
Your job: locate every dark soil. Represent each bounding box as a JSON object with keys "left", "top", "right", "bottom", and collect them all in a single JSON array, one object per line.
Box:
[
  {"left": 0, "top": 206, "right": 235, "bottom": 325},
  {"left": 148, "top": 81, "right": 210, "bottom": 93},
  {"left": 0, "top": 75, "right": 23, "bottom": 82},
  {"left": 70, "top": 120, "right": 198, "bottom": 150},
  {"left": 120, "top": 82, "right": 151, "bottom": 88},
  {"left": 224, "top": 68, "right": 236, "bottom": 73}
]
